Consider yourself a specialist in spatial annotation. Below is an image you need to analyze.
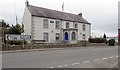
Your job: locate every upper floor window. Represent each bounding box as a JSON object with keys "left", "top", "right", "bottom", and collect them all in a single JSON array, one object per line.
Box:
[
  {"left": 66, "top": 22, "right": 69, "bottom": 28},
  {"left": 74, "top": 23, "right": 78, "bottom": 28},
  {"left": 43, "top": 33, "right": 48, "bottom": 42},
  {"left": 55, "top": 21, "right": 60, "bottom": 29},
  {"left": 50, "top": 21, "right": 54, "bottom": 23},
  {"left": 56, "top": 33, "right": 60, "bottom": 40},
  {"left": 82, "top": 24, "right": 86, "bottom": 31},
  {"left": 43, "top": 19, "right": 48, "bottom": 28}
]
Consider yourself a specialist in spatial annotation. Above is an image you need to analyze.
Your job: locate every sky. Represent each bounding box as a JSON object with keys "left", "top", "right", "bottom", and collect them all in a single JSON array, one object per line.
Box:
[{"left": 0, "top": 0, "right": 119, "bottom": 37}]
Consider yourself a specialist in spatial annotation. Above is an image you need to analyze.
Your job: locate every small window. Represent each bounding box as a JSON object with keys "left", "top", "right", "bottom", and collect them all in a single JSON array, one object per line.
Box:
[
  {"left": 66, "top": 22, "right": 69, "bottom": 28},
  {"left": 43, "top": 33, "right": 48, "bottom": 42},
  {"left": 71, "top": 32, "right": 76, "bottom": 40},
  {"left": 55, "top": 21, "right": 60, "bottom": 29},
  {"left": 56, "top": 33, "right": 60, "bottom": 40},
  {"left": 43, "top": 19, "right": 48, "bottom": 28},
  {"left": 82, "top": 34, "right": 85, "bottom": 40},
  {"left": 74, "top": 23, "right": 78, "bottom": 28},
  {"left": 82, "top": 24, "right": 86, "bottom": 31},
  {"left": 50, "top": 21, "right": 54, "bottom": 23}
]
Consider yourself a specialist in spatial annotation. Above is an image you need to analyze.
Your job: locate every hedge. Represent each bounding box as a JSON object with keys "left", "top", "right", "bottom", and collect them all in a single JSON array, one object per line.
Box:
[
  {"left": 89, "top": 38, "right": 107, "bottom": 43},
  {"left": 6, "top": 40, "right": 27, "bottom": 45}
]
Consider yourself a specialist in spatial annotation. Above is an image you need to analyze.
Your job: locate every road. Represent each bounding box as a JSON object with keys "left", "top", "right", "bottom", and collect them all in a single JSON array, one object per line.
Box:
[
  {"left": 0, "top": 37, "right": 2, "bottom": 69},
  {"left": 2, "top": 46, "right": 118, "bottom": 68}
]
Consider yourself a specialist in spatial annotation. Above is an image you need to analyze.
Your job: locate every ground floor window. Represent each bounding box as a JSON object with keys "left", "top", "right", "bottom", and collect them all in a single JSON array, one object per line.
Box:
[
  {"left": 43, "top": 33, "right": 48, "bottom": 42},
  {"left": 82, "top": 34, "right": 86, "bottom": 40},
  {"left": 56, "top": 33, "right": 60, "bottom": 40},
  {"left": 72, "top": 32, "right": 76, "bottom": 40},
  {"left": 64, "top": 32, "right": 68, "bottom": 40}
]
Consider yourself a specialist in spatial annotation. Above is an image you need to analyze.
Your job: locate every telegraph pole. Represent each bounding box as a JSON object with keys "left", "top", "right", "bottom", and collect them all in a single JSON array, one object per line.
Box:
[{"left": 2, "top": 20, "right": 5, "bottom": 47}]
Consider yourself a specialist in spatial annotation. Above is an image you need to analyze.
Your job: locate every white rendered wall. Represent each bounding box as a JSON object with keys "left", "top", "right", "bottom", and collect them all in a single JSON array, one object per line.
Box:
[
  {"left": 32, "top": 16, "right": 91, "bottom": 43},
  {"left": 33, "top": 17, "right": 61, "bottom": 43},
  {"left": 23, "top": 6, "right": 32, "bottom": 36}
]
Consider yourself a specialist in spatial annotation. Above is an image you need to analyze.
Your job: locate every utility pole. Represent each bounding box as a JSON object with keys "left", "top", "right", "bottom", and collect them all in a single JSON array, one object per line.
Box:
[{"left": 2, "top": 20, "right": 5, "bottom": 47}]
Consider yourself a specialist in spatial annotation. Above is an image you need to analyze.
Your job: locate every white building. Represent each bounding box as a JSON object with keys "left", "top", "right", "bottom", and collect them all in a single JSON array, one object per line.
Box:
[{"left": 23, "top": 1, "right": 91, "bottom": 44}]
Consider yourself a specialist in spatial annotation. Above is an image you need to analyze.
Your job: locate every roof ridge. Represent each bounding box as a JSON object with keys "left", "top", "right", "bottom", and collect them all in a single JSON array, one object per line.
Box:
[
  {"left": 28, "top": 5, "right": 79, "bottom": 16},
  {"left": 27, "top": 5, "right": 90, "bottom": 24}
]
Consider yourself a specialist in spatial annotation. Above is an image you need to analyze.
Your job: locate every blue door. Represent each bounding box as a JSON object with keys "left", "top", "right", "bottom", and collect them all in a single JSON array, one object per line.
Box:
[{"left": 65, "top": 32, "right": 68, "bottom": 40}]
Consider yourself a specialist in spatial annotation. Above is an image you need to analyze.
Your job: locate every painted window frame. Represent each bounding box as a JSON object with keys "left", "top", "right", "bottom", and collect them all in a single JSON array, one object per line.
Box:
[
  {"left": 43, "top": 19, "right": 48, "bottom": 28},
  {"left": 43, "top": 33, "right": 49, "bottom": 42},
  {"left": 66, "top": 22, "right": 69, "bottom": 28},
  {"left": 55, "top": 33, "right": 60, "bottom": 40},
  {"left": 74, "top": 23, "right": 78, "bottom": 29},
  {"left": 71, "top": 32, "right": 76, "bottom": 40},
  {"left": 82, "top": 34, "right": 86, "bottom": 40},
  {"left": 82, "top": 24, "right": 86, "bottom": 31},
  {"left": 55, "top": 21, "right": 60, "bottom": 29}
]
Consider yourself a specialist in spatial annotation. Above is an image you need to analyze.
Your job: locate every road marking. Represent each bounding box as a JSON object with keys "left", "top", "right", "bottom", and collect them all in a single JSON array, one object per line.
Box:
[
  {"left": 74, "top": 62, "right": 80, "bottom": 64},
  {"left": 56, "top": 55, "right": 118, "bottom": 68},
  {"left": 102, "top": 58, "right": 107, "bottom": 60},
  {"left": 116, "top": 56, "right": 119, "bottom": 58},
  {"left": 94, "top": 59, "right": 100, "bottom": 61},
  {"left": 58, "top": 64, "right": 68, "bottom": 67},
  {"left": 58, "top": 65, "right": 62, "bottom": 67},
  {"left": 109, "top": 56, "right": 113, "bottom": 59},
  {"left": 64, "top": 64, "right": 68, "bottom": 66},
  {"left": 82, "top": 60, "right": 90, "bottom": 63},
  {"left": 50, "top": 67, "right": 54, "bottom": 68},
  {"left": 71, "top": 63, "right": 76, "bottom": 65},
  {"left": 71, "top": 62, "right": 80, "bottom": 65}
]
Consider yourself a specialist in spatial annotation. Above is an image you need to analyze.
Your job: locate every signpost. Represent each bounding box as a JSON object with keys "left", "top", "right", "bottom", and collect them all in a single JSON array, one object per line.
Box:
[
  {"left": 5, "top": 34, "right": 31, "bottom": 49},
  {"left": 5, "top": 34, "right": 31, "bottom": 41}
]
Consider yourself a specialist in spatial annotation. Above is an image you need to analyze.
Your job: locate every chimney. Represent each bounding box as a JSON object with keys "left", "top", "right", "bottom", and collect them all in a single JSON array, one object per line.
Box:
[
  {"left": 25, "top": 0, "right": 29, "bottom": 6},
  {"left": 78, "top": 13, "right": 82, "bottom": 17}
]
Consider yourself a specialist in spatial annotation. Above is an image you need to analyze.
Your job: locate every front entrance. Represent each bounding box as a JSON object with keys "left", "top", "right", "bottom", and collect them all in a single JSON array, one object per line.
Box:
[{"left": 64, "top": 32, "right": 68, "bottom": 40}]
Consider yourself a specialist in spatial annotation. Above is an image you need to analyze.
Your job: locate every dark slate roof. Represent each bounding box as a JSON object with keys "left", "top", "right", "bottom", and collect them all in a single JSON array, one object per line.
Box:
[{"left": 28, "top": 5, "right": 91, "bottom": 24}]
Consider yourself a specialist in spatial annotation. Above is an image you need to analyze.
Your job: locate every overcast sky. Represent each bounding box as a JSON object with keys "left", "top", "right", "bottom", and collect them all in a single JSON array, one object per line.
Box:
[{"left": 0, "top": 0, "right": 119, "bottom": 37}]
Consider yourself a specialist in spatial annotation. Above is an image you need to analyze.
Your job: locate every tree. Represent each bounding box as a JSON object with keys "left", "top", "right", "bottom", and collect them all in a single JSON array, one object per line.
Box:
[
  {"left": 1, "top": 20, "right": 10, "bottom": 28},
  {"left": 4, "top": 24, "right": 26, "bottom": 45},
  {"left": 1, "top": 20, "right": 10, "bottom": 45},
  {"left": 8, "top": 24, "right": 22, "bottom": 34},
  {"left": 103, "top": 34, "right": 107, "bottom": 39}
]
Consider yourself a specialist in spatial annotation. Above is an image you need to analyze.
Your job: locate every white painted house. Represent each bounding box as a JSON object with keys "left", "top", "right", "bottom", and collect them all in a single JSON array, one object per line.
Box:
[{"left": 23, "top": 1, "right": 91, "bottom": 44}]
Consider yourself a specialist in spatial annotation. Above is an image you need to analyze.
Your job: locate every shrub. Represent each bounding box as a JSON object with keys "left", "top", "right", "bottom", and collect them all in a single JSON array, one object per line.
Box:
[
  {"left": 108, "top": 39, "right": 115, "bottom": 46},
  {"left": 6, "top": 40, "right": 27, "bottom": 45},
  {"left": 89, "top": 38, "right": 107, "bottom": 43}
]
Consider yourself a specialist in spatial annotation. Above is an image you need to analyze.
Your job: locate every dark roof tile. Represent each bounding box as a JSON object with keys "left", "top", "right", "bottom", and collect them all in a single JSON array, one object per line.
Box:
[{"left": 28, "top": 5, "right": 91, "bottom": 24}]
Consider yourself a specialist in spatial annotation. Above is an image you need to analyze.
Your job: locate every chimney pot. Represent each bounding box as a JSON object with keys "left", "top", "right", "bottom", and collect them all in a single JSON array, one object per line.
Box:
[
  {"left": 25, "top": 0, "right": 29, "bottom": 6},
  {"left": 78, "top": 13, "right": 82, "bottom": 17}
]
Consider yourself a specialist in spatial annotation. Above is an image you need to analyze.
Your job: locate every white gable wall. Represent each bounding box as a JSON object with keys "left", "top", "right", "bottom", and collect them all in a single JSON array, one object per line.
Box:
[
  {"left": 23, "top": 6, "right": 32, "bottom": 36},
  {"left": 78, "top": 23, "right": 91, "bottom": 41}
]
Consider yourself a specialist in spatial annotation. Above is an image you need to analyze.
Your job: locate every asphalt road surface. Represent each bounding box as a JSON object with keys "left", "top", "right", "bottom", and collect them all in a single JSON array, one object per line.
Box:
[{"left": 2, "top": 46, "right": 118, "bottom": 68}]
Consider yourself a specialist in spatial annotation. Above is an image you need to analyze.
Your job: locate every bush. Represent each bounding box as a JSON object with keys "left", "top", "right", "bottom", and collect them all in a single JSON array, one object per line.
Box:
[
  {"left": 6, "top": 40, "right": 27, "bottom": 45},
  {"left": 89, "top": 38, "right": 107, "bottom": 43},
  {"left": 108, "top": 39, "right": 115, "bottom": 46}
]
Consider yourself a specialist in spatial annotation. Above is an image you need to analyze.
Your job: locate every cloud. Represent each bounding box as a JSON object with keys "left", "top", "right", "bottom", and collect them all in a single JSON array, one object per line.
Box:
[{"left": 0, "top": 0, "right": 119, "bottom": 36}]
